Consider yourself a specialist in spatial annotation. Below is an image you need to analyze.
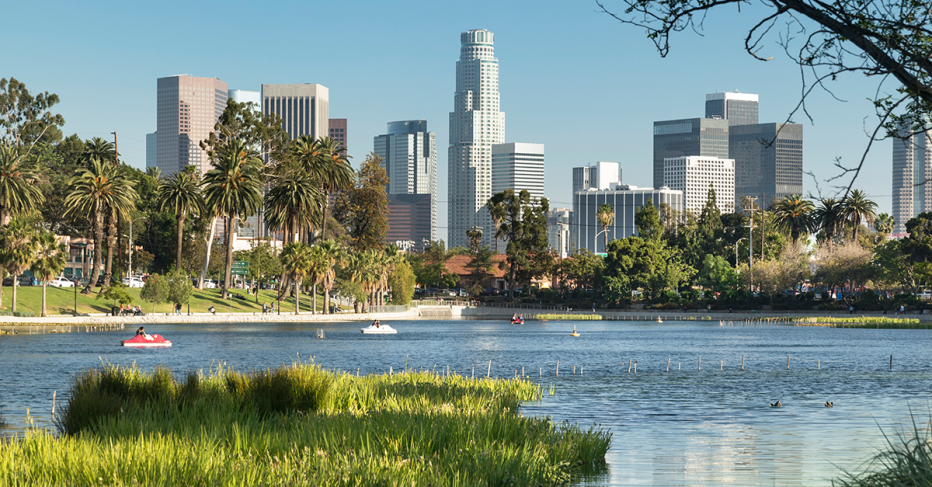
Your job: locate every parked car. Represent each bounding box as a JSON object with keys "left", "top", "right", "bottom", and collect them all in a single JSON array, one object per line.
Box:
[
  {"left": 48, "top": 277, "right": 75, "bottom": 288},
  {"left": 203, "top": 279, "right": 218, "bottom": 289},
  {"left": 121, "top": 277, "right": 144, "bottom": 288},
  {"left": 444, "top": 289, "right": 457, "bottom": 297},
  {"left": 480, "top": 288, "right": 501, "bottom": 296}
]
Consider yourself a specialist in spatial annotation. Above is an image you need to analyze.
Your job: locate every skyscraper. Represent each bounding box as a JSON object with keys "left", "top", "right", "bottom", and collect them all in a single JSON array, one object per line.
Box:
[
  {"left": 448, "top": 29, "right": 505, "bottom": 248},
  {"left": 729, "top": 123, "right": 803, "bottom": 206},
  {"left": 892, "top": 123, "right": 932, "bottom": 234},
  {"left": 491, "top": 142, "right": 545, "bottom": 201},
  {"left": 573, "top": 185, "right": 684, "bottom": 253},
  {"left": 663, "top": 156, "right": 735, "bottom": 214},
  {"left": 146, "top": 132, "right": 157, "bottom": 169},
  {"left": 329, "top": 118, "right": 347, "bottom": 149},
  {"left": 653, "top": 118, "right": 729, "bottom": 189},
  {"left": 705, "top": 92, "right": 759, "bottom": 126},
  {"left": 374, "top": 120, "right": 437, "bottom": 247},
  {"left": 261, "top": 84, "right": 329, "bottom": 140},
  {"left": 156, "top": 75, "right": 228, "bottom": 176},
  {"left": 229, "top": 89, "right": 260, "bottom": 108}
]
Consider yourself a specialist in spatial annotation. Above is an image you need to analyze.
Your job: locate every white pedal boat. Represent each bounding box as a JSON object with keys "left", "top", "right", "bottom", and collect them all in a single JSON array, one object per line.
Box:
[{"left": 361, "top": 323, "right": 397, "bottom": 334}]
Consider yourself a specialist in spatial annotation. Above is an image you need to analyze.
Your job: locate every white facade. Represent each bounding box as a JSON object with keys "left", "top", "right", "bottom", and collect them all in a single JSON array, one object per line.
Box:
[
  {"left": 374, "top": 120, "right": 437, "bottom": 242},
  {"left": 572, "top": 186, "right": 684, "bottom": 253},
  {"left": 261, "top": 84, "right": 329, "bottom": 140},
  {"left": 663, "top": 156, "right": 735, "bottom": 215},
  {"left": 547, "top": 207, "right": 572, "bottom": 258},
  {"left": 229, "top": 89, "right": 260, "bottom": 109},
  {"left": 448, "top": 29, "right": 506, "bottom": 248},
  {"left": 591, "top": 161, "right": 620, "bottom": 190},
  {"left": 491, "top": 142, "right": 545, "bottom": 201}
]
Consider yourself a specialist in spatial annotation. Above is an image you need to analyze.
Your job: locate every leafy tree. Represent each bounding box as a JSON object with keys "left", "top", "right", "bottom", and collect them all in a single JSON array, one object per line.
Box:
[
  {"left": 596, "top": 203, "right": 614, "bottom": 251},
  {"left": 746, "top": 243, "right": 811, "bottom": 296},
  {"left": 30, "top": 229, "right": 67, "bottom": 317},
  {"left": 0, "top": 144, "right": 44, "bottom": 225},
  {"left": 841, "top": 189, "right": 878, "bottom": 242},
  {"left": 101, "top": 167, "right": 137, "bottom": 286},
  {"left": 82, "top": 137, "right": 115, "bottom": 165},
  {"left": 771, "top": 195, "right": 815, "bottom": 244},
  {"left": 317, "top": 239, "right": 343, "bottom": 314},
  {"left": 157, "top": 166, "right": 203, "bottom": 270},
  {"left": 140, "top": 274, "right": 169, "bottom": 313},
  {"left": 0, "top": 219, "right": 37, "bottom": 312},
  {"left": 233, "top": 242, "right": 282, "bottom": 297},
  {"left": 698, "top": 254, "right": 738, "bottom": 294},
  {"left": 202, "top": 140, "right": 263, "bottom": 299},
  {"left": 97, "top": 283, "right": 133, "bottom": 308},
  {"left": 697, "top": 184, "right": 722, "bottom": 233},
  {"left": 334, "top": 153, "right": 388, "bottom": 251},
  {"left": 873, "top": 240, "right": 920, "bottom": 294},
  {"left": 200, "top": 98, "right": 289, "bottom": 163},
  {"left": 343, "top": 249, "right": 383, "bottom": 312},
  {"left": 488, "top": 190, "right": 554, "bottom": 300},
  {"left": 603, "top": 236, "right": 693, "bottom": 300},
  {"left": 487, "top": 192, "right": 508, "bottom": 253},
  {"left": 316, "top": 137, "right": 354, "bottom": 238},
  {"left": 388, "top": 260, "right": 416, "bottom": 305},
  {"left": 635, "top": 199, "right": 662, "bottom": 241},
  {"left": 280, "top": 243, "right": 314, "bottom": 314},
  {"left": 559, "top": 249, "right": 605, "bottom": 290},
  {"left": 167, "top": 269, "right": 194, "bottom": 314},
  {"left": 0, "top": 77, "right": 65, "bottom": 154},
  {"left": 874, "top": 213, "right": 895, "bottom": 236},
  {"left": 814, "top": 242, "right": 874, "bottom": 298}
]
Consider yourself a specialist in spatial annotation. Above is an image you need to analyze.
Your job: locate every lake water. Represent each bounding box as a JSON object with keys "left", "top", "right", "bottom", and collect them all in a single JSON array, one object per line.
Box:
[{"left": 2, "top": 319, "right": 931, "bottom": 486}]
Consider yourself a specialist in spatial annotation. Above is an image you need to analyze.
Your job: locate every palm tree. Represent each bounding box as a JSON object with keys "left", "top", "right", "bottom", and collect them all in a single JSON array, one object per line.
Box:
[
  {"left": 771, "top": 195, "right": 815, "bottom": 244},
  {"left": 596, "top": 203, "right": 614, "bottom": 251},
  {"left": 345, "top": 249, "right": 382, "bottom": 313},
  {"left": 488, "top": 192, "right": 508, "bottom": 253},
  {"left": 202, "top": 140, "right": 263, "bottom": 299},
  {"left": 316, "top": 137, "right": 354, "bottom": 239},
  {"left": 157, "top": 167, "right": 204, "bottom": 270},
  {"left": 102, "top": 167, "right": 137, "bottom": 287},
  {"left": 82, "top": 137, "right": 115, "bottom": 165},
  {"left": 0, "top": 219, "right": 37, "bottom": 312},
  {"left": 305, "top": 246, "right": 329, "bottom": 313},
  {"left": 318, "top": 239, "right": 343, "bottom": 314},
  {"left": 813, "top": 197, "right": 844, "bottom": 243},
  {"left": 842, "top": 189, "right": 879, "bottom": 241},
  {"left": 875, "top": 213, "right": 895, "bottom": 235},
  {"left": 30, "top": 230, "right": 67, "bottom": 317},
  {"left": 264, "top": 163, "right": 321, "bottom": 246},
  {"left": 64, "top": 158, "right": 138, "bottom": 293},
  {"left": 0, "top": 144, "right": 44, "bottom": 226},
  {"left": 280, "top": 242, "right": 313, "bottom": 315}
]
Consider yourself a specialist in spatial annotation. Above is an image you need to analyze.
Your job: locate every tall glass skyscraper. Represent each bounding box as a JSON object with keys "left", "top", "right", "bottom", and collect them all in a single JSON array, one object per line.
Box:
[
  {"left": 448, "top": 29, "right": 505, "bottom": 248},
  {"left": 892, "top": 122, "right": 932, "bottom": 235}
]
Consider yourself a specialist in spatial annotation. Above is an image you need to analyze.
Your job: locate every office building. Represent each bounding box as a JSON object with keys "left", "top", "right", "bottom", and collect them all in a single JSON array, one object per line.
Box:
[
  {"left": 705, "top": 92, "right": 759, "bottom": 126},
  {"left": 386, "top": 194, "right": 434, "bottom": 252},
  {"left": 892, "top": 122, "right": 932, "bottom": 235},
  {"left": 663, "top": 156, "right": 735, "bottom": 215},
  {"left": 329, "top": 118, "right": 347, "bottom": 148},
  {"left": 572, "top": 161, "right": 621, "bottom": 193},
  {"left": 374, "top": 120, "right": 437, "bottom": 244},
  {"left": 229, "top": 89, "right": 260, "bottom": 109},
  {"left": 547, "top": 207, "right": 572, "bottom": 258},
  {"left": 491, "top": 142, "right": 545, "bottom": 201},
  {"left": 572, "top": 186, "right": 684, "bottom": 253},
  {"left": 729, "top": 123, "right": 803, "bottom": 207},
  {"left": 261, "top": 84, "right": 329, "bottom": 140},
  {"left": 146, "top": 132, "right": 157, "bottom": 169},
  {"left": 448, "top": 29, "right": 506, "bottom": 248},
  {"left": 653, "top": 118, "right": 729, "bottom": 189},
  {"left": 156, "top": 75, "right": 228, "bottom": 176}
]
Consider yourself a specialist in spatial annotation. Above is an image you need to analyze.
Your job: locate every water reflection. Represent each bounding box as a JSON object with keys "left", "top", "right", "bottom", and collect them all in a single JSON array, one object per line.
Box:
[{"left": 1, "top": 320, "right": 930, "bottom": 485}]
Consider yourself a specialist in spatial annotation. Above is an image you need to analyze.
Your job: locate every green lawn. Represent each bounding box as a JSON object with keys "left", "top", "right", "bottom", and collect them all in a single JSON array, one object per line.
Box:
[{"left": 0, "top": 286, "right": 330, "bottom": 316}]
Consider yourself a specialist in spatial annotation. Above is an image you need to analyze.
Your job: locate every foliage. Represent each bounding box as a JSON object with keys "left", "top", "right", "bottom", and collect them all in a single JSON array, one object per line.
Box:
[
  {"left": 96, "top": 283, "right": 133, "bottom": 307},
  {"left": 233, "top": 242, "right": 282, "bottom": 284},
  {"left": 603, "top": 236, "right": 693, "bottom": 300},
  {"left": 167, "top": 269, "right": 194, "bottom": 306},
  {"left": 771, "top": 195, "right": 815, "bottom": 244},
  {"left": 279, "top": 242, "right": 314, "bottom": 314},
  {"left": 596, "top": 203, "right": 614, "bottom": 251},
  {"left": 488, "top": 189, "right": 554, "bottom": 300},
  {"left": 747, "top": 242, "right": 811, "bottom": 296},
  {"left": 814, "top": 242, "right": 874, "bottom": 293},
  {"left": 387, "top": 260, "right": 415, "bottom": 305},
  {"left": 0, "top": 143, "right": 44, "bottom": 224},
  {"left": 139, "top": 274, "right": 169, "bottom": 312},
  {"left": 698, "top": 254, "right": 738, "bottom": 293},
  {"left": 157, "top": 166, "right": 203, "bottom": 270},
  {"left": 0, "top": 77, "right": 65, "bottom": 152},
  {"left": 559, "top": 249, "right": 604, "bottom": 290},
  {"left": 635, "top": 199, "right": 662, "bottom": 241},
  {"left": 334, "top": 153, "right": 388, "bottom": 251}
]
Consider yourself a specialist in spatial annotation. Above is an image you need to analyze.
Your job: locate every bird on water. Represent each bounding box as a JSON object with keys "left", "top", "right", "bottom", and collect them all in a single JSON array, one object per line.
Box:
[
  {"left": 770, "top": 401, "right": 782, "bottom": 407},
  {"left": 825, "top": 401, "right": 833, "bottom": 407}
]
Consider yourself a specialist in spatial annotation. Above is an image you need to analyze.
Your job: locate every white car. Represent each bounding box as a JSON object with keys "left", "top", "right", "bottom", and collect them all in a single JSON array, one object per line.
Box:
[
  {"left": 122, "top": 277, "right": 144, "bottom": 288},
  {"left": 203, "top": 280, "right": 218, "bottom": 289},
  {"left": 49, "top": 277, "right": 75, "bottom": 288}
]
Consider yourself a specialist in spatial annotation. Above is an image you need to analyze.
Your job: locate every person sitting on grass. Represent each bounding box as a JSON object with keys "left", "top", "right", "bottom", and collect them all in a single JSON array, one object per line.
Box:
[{"left": 208, "top": 306, "right": 215, "bottom": 315}]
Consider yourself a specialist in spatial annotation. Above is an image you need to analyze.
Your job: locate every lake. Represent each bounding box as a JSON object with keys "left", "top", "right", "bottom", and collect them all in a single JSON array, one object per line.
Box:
[{"left": 1, "top": 319, "right": 931, "bottom": 486}]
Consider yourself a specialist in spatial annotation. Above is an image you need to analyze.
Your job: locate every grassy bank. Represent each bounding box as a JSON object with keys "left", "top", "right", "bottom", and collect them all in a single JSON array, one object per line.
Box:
[
  {"left": 533, "top": 313, "right": 603, "bottom": 321},
  {"left": 0, "top": 362, "right": 610, "bottom": 486},
  {"left": 792, "top": 316, "right": 929, "bottom": 328},
  {"left": 0, "top": 286, "right": 327, "bottom": 316}
]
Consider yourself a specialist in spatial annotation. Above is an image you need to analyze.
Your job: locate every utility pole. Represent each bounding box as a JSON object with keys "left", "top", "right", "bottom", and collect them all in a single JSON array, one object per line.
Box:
[
  {"left": 112, "top": 131, "right": 124, "bottom": 280},
  {"left": 761, "top": 192, "right": 766, "bottom": 260},
  {"left": 746, "top": 197, "right": 758, "bottom": 293}
]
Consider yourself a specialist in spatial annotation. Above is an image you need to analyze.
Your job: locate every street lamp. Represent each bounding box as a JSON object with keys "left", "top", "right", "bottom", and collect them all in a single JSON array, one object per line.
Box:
[
  {"left": 735, "top": 238, "right": 746, "bottom": 267},
  {"left": 594, "top": 229, "right": 611, "bottom": 253}
]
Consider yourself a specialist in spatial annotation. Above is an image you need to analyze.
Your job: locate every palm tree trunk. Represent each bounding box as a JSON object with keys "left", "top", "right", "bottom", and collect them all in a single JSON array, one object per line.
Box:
[
  {"left": 103, "top": 210, "right": 116, "bottom": 290},
  {"left": 199, "top": 216, "right": 218, "bottom": 290},
  {"left": 294, "top": 281, "right": 300, "bottom": 315},
  {"left": 312, "top": 283, "right": 317, "bottom": 314},
  {"left": 321, "top": 193, "right": 329, "bottom": 240},
  {"left": 41, "top": 283, "right": 47, "bottom": 317},
  {"left": 176, "top": 214, "right": 185, "bottom": 271},
  {"left": 323, "top": 282, "right": 331, "bottom": 314},
  {"left": 11, "top": 274, "right": 18, "bottom": 313},
  {"left": 83, "top": 210, "right": 104, "bottom": 295},
  {"left": 222, "top": 214, "right": 236, "bottom": 300}
]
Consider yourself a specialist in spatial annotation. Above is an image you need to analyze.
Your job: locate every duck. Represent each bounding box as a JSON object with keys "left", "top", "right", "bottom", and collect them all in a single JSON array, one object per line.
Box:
[
  {"left": 825, "top": 401, "right": 833, "bottom": 407},
  {"left": 770, "top": 401, "right": 782, "bottom": 407}
]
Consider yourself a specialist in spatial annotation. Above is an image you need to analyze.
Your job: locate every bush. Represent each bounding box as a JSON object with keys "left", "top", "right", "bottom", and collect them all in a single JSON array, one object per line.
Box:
[{"left": 12, "top": 311, "right": 35, "bottom": 317}]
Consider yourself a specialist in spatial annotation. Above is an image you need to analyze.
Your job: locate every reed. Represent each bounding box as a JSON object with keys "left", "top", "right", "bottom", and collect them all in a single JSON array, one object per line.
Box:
[
  {"left": 2, "top": 362, "right": 609, "bottom": 486},
  {"left": 792, "top": 316, "right": 927, "bottom": 328},
  {"left": 533, "top": 313, "right": 603, "bottom": 321},
  {"left": 833, "top": 417, "right": 932, "bottom": 486}
]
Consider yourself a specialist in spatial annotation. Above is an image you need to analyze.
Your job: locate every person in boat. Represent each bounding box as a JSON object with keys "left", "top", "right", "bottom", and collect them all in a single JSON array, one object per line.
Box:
[
  {"left": 373, "top": 320, "right": 381, "bottom": 328},
  {"left": 512, "top": 314, "right": 518, "bottom": 321},
  {"left": 135, "top": 326, "right": 146, "bottom": 337}
]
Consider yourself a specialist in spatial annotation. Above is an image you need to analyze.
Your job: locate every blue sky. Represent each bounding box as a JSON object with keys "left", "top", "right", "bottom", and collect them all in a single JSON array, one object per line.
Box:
[{"left": 3, "top": 0, "right": 892, "bottom": 241}]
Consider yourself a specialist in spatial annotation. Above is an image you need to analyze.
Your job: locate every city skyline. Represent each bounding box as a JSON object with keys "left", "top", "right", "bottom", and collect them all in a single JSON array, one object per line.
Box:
[{"left": 2, "top": 1, "right": 894, "bottom": 243}]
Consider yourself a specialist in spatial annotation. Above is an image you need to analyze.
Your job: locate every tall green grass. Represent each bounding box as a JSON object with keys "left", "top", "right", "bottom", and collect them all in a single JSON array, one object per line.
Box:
[
  {"left": 1, "top": 362, "right": 610, "bottom": 486},
  {"left": 793, "top": 316, "right": 928, "bottom": 329},
  {"left": 833, "top": 417, "right": 932, "bottom": 486},
  {"left": 533, "top": 313, "right": 603, "bottom": 321}
]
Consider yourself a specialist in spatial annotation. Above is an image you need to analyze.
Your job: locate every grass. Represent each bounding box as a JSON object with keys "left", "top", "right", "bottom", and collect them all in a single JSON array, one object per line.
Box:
[
  {"left": 533, "top": 313, "right": 603, "bottom": 321},
  {"left": 833, "top": 416, "right": 932, "bottom": 486},
  {"left": 0, "top": 361, "right": 611, "bottom": 486},
  {"left": 792, "top": 316, "right": 929, "bottom": 329},
  {"left": 0, "top": 286, "right": 329, "bottom": 316}
]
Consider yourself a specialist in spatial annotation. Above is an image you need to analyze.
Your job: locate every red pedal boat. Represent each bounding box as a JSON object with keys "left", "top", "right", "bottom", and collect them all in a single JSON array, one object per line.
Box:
[{"left": 121, "top": 334, "right": 172, "bottom": 347}]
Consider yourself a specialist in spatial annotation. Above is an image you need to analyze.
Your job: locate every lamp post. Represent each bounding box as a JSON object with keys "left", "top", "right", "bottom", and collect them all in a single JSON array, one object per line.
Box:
[
  {"left": 594, "top": 229, "right": 611, "bottom": 253},
  {"left": 735, "top": 238, "right": 746, "bottom": 267},
  {"left": 128, "top": 216, "right": 148, "bottom": 279}
]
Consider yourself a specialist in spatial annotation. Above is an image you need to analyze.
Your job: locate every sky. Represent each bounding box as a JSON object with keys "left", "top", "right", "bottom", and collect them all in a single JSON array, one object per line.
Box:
[{"left": 2, "top": 0, "right": 894, "bottom": 242}]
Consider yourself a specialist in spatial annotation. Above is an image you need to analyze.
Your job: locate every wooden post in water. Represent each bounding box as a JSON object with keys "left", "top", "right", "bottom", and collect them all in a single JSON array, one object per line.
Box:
[
  {"left": 667, "top": 358, "right": 670, "bottom": 372},
  {"left": 390, "top": 366, "right": 393, "bottom": 377},
  {"left": 488, "top": 360, "right": 492, "bottom": 378},
  {"left": 522, "top": 366, "right": 524, "bottom": 378},
  {"left": 472, "top": 367, "right": 475, "bottom": 379},
  {"left": 742, "top": 355, "right": 745, "bottom": 370},
  {"left": 721, "top": 361, "right": 723, "bottom": 371},
  {"left": 698, "top": 356, "right": 701, "bottom": 372},
  {"left": 581, "top": 366, "right": 584, "bottom": 375},
  {"left": 890, "top": 354, "right": 893, "bottom": 370},
  {"left": 787, "top": 355, "right": 790, "bottom": 370},
  {"left": 818, "top": 361, "right": 820, "bottom": 370},
  {"left": 634, "top": 361, "right": 637, "bottom": 374},
  {"left": 679, "top": 363, "right": 681, "bottom": 371},
  {"left": 539, "top": 367, "right": 542, "bottom": 378},
  {"left": 556, "top": 361, "right": 560, "bottom": 377},
  {"left": 51, "top": 391, "right": 56, "bottom": 418},
  {"left": 628, "top": 360, "right": 632, "bottom": 374},
  {"left": 573, "top": 365, "right": 576, "bottom": 375}
]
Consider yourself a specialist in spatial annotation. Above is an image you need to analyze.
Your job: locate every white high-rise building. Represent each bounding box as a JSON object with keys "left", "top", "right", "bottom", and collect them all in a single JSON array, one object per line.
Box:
[
  {"left": 663, "top": 156, "right": 735, "bottom": 215},
  {"left": 261, "top": 84, "right": 329, "bottom": 140},
  {"left": 892, "top": 122, "right": 932, "bottom": 235},
  {"left": 374, "top": 120, "right": 437, "bottom": 244},
  {"left": 547, "top": 207, "right": 572, "bottom": 258},
  {"left": 448, "top": 29, "right": 505, "bottom": 248},
  {"left": 491, "top": 142, "right": 544, "bottom": 201},
  {"left": 573, "top": 186, "right": 684, "bottom": 253}
]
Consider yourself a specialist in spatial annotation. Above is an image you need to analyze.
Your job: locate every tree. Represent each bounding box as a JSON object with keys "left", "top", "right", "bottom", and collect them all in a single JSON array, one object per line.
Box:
[
  {"left": 841, "top": 189, "right": 878, "bottom": 242},
  {"left": 388, "top": 260, "right": 416, "bottom": 305},
  {"left": 343, "top": 249, "right": 383, "bottom": 312},
  {"left": 96, "top": 283, "right": 133, "bottom": 308},
  {"left": 635, "top": 199, "right": 662, "bottom": 241},
  {"left": 316, "top": 137, "right": 354, "bottom": 238},
  {"left": 280, "top": 243, "right": 313, "bottom": 314},
  {"left": 814, "top": 197, "right": 844, "bottom": 243},
  {"left": 317, "top": 239, "right": 343, "bottom": 314},
  {"left": 157, "top": 166, "right": 203, "bottom": 271},
  {"left": 0, "top": 144, "right": 44, "bottom": 226},
  {"left": 264, "top": 160, "right": 320, "bottom": 245},
  {"left": 603, "top": 236, "right": 693, "bottom": 300},
  {"left": 140, "top": 274, "right": 169, "bottom": 313},
  {"left": 233, "top": 242, "right": 282, "bottom": 300},
  {"left": 596, "top": 203, "right": 614, "bottom": 252},
  {"left": 30, "top": 230, "right": 66, "bottom": 317},
  {"left": 0, "top": 78, "right": 65, "bottom": 155},
  {"left": 101, "top": 167, "right": 137, "bottom": 287},
  {"left": 698, "top": 184, "right": 722, "bottom": 232},
  {"left": 334, "top": 153, "right": 388, "bottom": 251},
  {"left": 874, "top": 213, "right": 895, "bottom": 236},
  {"left": 599, "top": 0, "right": 932, "bottom": 186},
  {"left": 82, "top": 137, "right": 115, "bottom": 166},
  {"left": 0, "top": 219, "right": 37, "bottom": 312},
  {"left": 747, "top": 243, "right": 811, "bottom": 296},
  {"left": 64, "top": 159, "right": 137, "bottom": 293},
  {"left": 488, "top": 190, "right": 554, "bottom": 301},
  {"left": 771, "top": 195, "right": 815, "bottom": 244},
  {"left": 488, "top": 192, "right": 508, "bottom": 253},
  {"left": 202, "top": 140, "right": 263, "bottom": 299},
  {"left": 167, "top": 269, "right": 194, "bottom": 314},
  {"left": 814, "top": 242, "right": 874, "bottom": 298},
  {"left": 559, "top": 249, "right": 605, "bottom": 290},
  {"left": 698, "top": 254, "right": 738, "bottom": 294}
]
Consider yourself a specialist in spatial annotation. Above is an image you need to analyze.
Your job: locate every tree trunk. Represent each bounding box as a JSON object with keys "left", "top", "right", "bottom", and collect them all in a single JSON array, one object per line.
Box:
[
  {"left": 198, "top": 216, "right": 217, "bottom": 290},
  {"left": 176, "top": 214, "right": 185, "bottom": 271},
  {"left": 312, "top": 283, "right": 317, "bottom": 314},
  {"left": 103, "top": 209, "right": 116, "bottom": 290},
  {"left": 507, "top": 260, "right": 517, "bottom": 302},
  {"left": 11, "top": 274, "right": 18, "bottom": 313},
  {"left": 294, "top": 281, "right": 300, "bottom": 315},
  {"left": 83, "top": 208, "right": 104, "bottom": 294},
  {"left": 321, "top": 192, "right": 329, "bottom": 240},
  {"left": 323, "top": 282, "right": 331, "bottom": 314},
  {"left": 222, "top": 214, "right": 236, "bottom": 300},
  {"left": 41, "top": 283, "right": 47, "bottom": 317}
]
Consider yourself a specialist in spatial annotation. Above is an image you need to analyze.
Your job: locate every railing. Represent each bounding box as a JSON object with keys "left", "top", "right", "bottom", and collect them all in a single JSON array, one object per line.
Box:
[{"left": 365, "top": 305, "right": 408, "bottom": 314}]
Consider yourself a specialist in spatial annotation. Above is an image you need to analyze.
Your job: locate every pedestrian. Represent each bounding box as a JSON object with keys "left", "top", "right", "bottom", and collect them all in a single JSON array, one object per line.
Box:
[
  {"left": 849, "top": 305, "right": 854, "bottom": 314},
  {"left": 271, "top": 302, "right": 276, "bottom": 313},
  {"left": 262, "top": 302, "right": 267, "bottom": 314},
  {"left": 175, "top": 303, "right": 182, "bottom": 315}
]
